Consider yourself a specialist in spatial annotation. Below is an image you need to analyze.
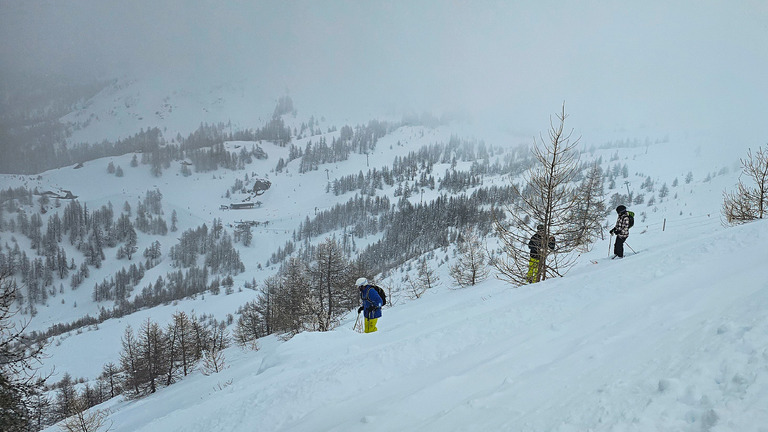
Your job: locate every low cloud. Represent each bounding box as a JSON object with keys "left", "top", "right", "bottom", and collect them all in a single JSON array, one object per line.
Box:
[{"left": 2, "top": 1, "right": 767, "bottom": 140}]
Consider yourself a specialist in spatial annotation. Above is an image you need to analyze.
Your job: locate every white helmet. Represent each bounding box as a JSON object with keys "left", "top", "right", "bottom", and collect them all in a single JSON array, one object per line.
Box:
[{"left": 355, "top": 277, "right": 368, "bottom": 287}]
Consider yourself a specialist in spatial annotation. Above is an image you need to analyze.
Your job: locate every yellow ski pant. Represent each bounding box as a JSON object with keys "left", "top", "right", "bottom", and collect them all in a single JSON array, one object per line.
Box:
[
  {"left": 364, "top": 318, "right": 378, "bottom": 333},
  {"left": 527, "top": 258, "right": 540, "bottom": 284}
]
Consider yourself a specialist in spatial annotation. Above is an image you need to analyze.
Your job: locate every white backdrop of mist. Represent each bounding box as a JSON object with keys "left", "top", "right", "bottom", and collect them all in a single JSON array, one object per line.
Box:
[{"left": 2, "top": 0, "right": 767, "bottom": 148}]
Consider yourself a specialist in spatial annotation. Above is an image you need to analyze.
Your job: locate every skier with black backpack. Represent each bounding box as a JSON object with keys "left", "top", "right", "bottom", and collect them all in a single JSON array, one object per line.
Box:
[
  {"left": 356, "top": 278, "right": 385, "bottom": 333},
  {"left": 609, "top": 205, "right": 634, "bottom": 258}
]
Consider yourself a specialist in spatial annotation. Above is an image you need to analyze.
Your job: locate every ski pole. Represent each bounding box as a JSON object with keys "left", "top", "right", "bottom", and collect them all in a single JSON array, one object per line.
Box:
[
  {"left": 608, "top": 235, "right": 613, "bottom": 258},
  {"left": 353, "top": 310, "right": 361, "bottom": 332},
  {"left": 625, "top": 242, "right": 637, "bottom": 254}
]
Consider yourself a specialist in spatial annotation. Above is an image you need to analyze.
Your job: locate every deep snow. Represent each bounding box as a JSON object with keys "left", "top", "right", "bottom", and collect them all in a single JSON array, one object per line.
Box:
[
  {"left": 42, "top": 217, "right": 768, "bottom": 432},
  {"left": 2, "top": 88, "right": 764, "bottom": 431}
]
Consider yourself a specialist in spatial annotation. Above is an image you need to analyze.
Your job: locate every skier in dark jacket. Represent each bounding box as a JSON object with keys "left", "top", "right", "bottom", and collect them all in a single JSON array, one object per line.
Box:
[
  {"left": 527, "top": 224, "right": 555, "bottom": 283},
  {"left": 609, "top": 205, "right": 631, "bottom": 258},
  {"left": 356, "top": 277, "right": 382, "bottom": 333}
]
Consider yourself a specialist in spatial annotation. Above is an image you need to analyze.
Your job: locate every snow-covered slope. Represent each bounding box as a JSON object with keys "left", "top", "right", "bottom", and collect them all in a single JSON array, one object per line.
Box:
[
  {"left": 42, "top": 216, "right": 768, "bottom": 431},
  {"left": 3, "top": 87, "right": 764, "bottom": 430},
  {"left": 61, "top": 76, "right": 280, "bottom": 145},
  {"left": 5, "top": 121, "right": 757, "bottom": 431},
  {"left": 3, "top": 1, "right": 767, "bottom": 428}
]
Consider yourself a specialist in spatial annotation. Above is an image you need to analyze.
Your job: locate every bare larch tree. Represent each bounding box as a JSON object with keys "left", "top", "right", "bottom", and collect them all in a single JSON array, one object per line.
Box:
[
  {"left": 567, "top": 162, "right": 607, "bottom": 250},
  {"left": 450, "top": 229, "right": 490, "bottom": 288},
  {"left": 310, "top": 237, "right": 352, "bottom": 332},
  {"left": 493, "top": 103, "right": 584, "bottom": 285},
  {"left": 1, "top": 272, "right": 48, "bottom": 431},
  {"left": 723, "top": 146, "right": 768, "bottom": 224}
]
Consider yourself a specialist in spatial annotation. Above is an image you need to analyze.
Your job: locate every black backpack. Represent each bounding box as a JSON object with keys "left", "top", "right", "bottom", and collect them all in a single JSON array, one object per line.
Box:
[
  {"left": 626, "top": 211, "right": 635, "bottom": 228},
  {"left": 369, "top": 285, "right": 387, "bottom": 306}
]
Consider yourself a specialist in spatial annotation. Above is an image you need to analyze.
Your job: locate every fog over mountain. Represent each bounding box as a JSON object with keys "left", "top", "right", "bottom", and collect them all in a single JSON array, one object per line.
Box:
[
  {"left": 2, "top": 1, "right": 767, "bottom": 142},
  {"left": 4, "top": 3, "right": 768, "bottom": 430}
]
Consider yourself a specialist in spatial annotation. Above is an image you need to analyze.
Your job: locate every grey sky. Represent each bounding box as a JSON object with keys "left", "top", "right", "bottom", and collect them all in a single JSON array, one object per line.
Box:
[{"left": 2, "top": 0, "right": 767, "bottom": 140}]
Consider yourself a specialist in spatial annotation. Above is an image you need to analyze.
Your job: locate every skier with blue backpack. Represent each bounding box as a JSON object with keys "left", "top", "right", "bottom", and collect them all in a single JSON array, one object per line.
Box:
[{"left": 356, "top": 278, "right": 384, "bottom": 333}]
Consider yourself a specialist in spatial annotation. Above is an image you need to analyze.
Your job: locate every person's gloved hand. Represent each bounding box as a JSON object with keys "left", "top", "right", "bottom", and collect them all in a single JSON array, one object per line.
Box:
[
  {"left": 358, "top": 306, "right": 363, "bottom": 314},
  {"left": 609, "top": 228, "right": 615, "bottom": 235}
]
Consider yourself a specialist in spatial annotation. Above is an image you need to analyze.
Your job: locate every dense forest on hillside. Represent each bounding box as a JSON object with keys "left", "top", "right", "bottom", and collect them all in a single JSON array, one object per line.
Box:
[
  {"left": 0, "top": 74, "right": 112, "bottom": 174},
  {"left": 0, "top": 129, "right": 648, "bottom": 326}
]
